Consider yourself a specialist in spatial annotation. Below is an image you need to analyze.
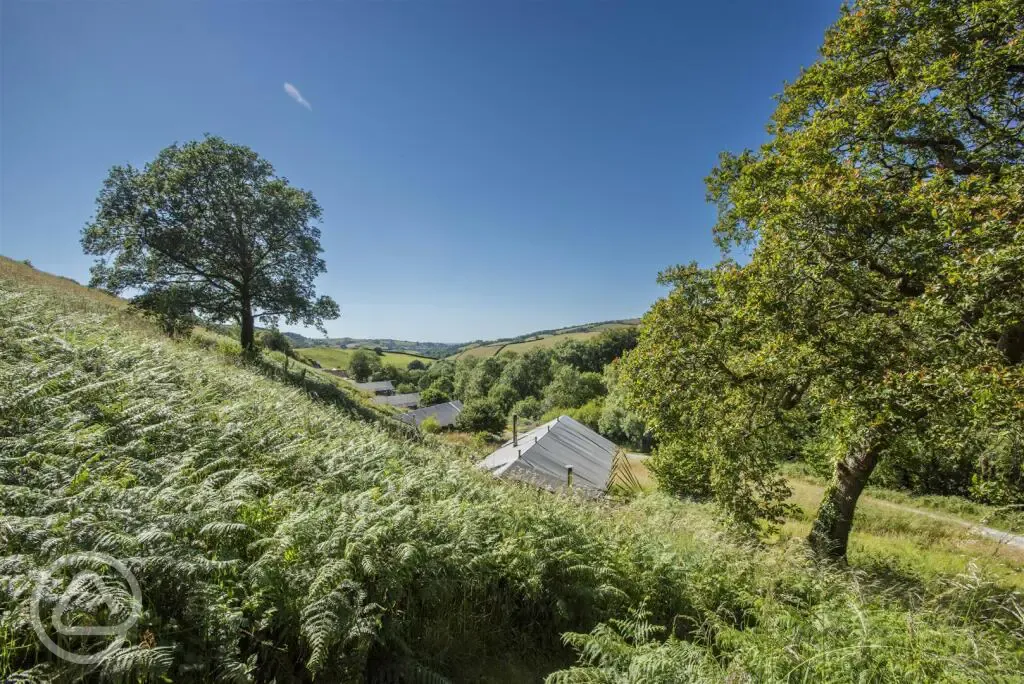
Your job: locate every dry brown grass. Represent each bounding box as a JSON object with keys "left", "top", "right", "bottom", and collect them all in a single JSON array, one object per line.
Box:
[{"left": 0, "top": 256, "right": 125, "bottom": 310}]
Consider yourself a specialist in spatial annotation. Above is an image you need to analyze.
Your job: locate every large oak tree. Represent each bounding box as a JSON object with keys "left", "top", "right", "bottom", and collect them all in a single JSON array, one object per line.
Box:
[
  {"left": 82, "top": 136, "right": 339, "bottom": 351},
  {"left": 624, "top": 0, "right": 1024, "bottom": 558}
]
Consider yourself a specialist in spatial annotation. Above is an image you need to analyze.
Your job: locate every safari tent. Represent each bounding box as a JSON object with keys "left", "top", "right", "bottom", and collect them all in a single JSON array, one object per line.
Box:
[
  {"left": 477, "top": 415, "right": 637, "bottom": 496},
  {"left": 372, "top": 392, "right": 420, "bottom": 409},
  {"left": 398, "top": 400, "right": 464, "bottom": 428}
]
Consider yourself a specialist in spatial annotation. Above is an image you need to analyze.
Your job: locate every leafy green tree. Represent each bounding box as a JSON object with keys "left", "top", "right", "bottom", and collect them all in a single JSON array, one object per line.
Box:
[
  {"left": 349, "top": 348, "right": 382, "bottom": 382},
  {"left": 81, "top": 136, "right": 339, "bottom": 352},
  {"left": 498, "top": 349, "right": 554, "bottom": 399},
  {"left": 407, "top": 359, "right": 427, "bottom": 371},
  {"left": 425, "top": 375, "right": 455, "bottom": 397},
  {"left": 599, "top": 359, "right": 647, "bottom": 449},
  {"left": 396, "top": 382, "right": 416, "bottom": 394},
  {"left": 971, "top": 436, "right": 1024, "bottom": 505},
  {"left": 453, "top": 357, "right": 480, "bottom": 399},
  {"left": 510, "top": 396, "right": 544, "bottom": 421},
  {"left": 455, "top": 399, "right": 506, "bottom": 434},
  {"left": 544, "top": 366, "right": 606, "bottom": 410},
  {"left": 592, "top": 327, "right": 639, "bottom": 367},
  {"left": 465, "top": 357, "right": 505, "bottom": 400},
  {"left": 419, "top": 416, "right": 442, "bottom": 434},
  {"left": 624, "top": 0, "right": 1024, "bottom": 559},
  {"left": 130, "top": 285, "right": 197, "bottom": 338},
  {"left": 418, "top": 386, "right": 451, "bottom": 407},
  {"left": 369, "top": 368, "right": 393, "bottom": 382},
  {"left": 488, "top": 383, "right": 520, "bottom": 415},
  {"left": 259, "top": 328, "right": 294, "bottom": 356},
  {"left": 370, "top": 363, "right": 417, "bottom": 386},
  {"left": 552, "top": 340, "right": 599, "bottom": 373},
  {"left": 566, "top": 399, "right": 603, "bottom": 431},
  {"left": 420, "top": 359, "right": 456, "bottom": 390},
  {"left": 554, "top": 328, "right": 639, "bottom": 373}
]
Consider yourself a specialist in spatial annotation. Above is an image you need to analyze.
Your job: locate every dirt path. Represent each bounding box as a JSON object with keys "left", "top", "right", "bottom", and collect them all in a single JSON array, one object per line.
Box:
[
  {"left": 630, "top": 459, "right": 1024, "bottom": 551},
  {"left": 865, "top": 496, "right": 1024, "bottom": 551}
]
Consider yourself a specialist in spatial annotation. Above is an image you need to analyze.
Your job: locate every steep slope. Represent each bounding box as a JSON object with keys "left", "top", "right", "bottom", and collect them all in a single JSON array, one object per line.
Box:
[
  {"left": 2, "top": 258, "right": 1022, "bottom": 683},
  {"left": 0, "top": 259, "right": 645, "bottom": 680}
]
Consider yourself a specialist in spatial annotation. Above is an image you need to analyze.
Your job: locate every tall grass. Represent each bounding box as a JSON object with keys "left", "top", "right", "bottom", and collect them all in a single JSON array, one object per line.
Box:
[
  {"left": 1, "top": 259, "right": 1023, "bottom": 682},
  {"left": 552, "top": 496, "right": 1024, "bottom": 682},
  {"left": 782, "top": 461, "right": 1024, "bottom": 535}
]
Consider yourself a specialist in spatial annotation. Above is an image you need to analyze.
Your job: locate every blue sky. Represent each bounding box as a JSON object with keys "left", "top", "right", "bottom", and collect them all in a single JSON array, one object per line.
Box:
[{"left": 1, "top": 1, "right": 839, "bottom": 342}]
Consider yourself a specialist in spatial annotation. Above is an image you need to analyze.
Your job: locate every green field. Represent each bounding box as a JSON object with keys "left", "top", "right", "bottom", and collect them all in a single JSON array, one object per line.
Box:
[
  {"left": 455, "top": 323, "right": 635, "bottom": 359},
  {"left": 3, "top": 257, "right": 1023, "bottom": 682},
  {"left": 783, "top": 477, "right": 1024, "bottom": 588},
  {"left": 296, "top": 345, "right": 433, "bottom": 370},
  {"left": 573, "top": 454, "right": 1024, "bottom": 589}
]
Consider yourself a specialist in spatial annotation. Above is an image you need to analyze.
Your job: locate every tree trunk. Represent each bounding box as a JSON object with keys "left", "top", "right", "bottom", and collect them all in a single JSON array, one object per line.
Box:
[
  {"left": 240, "top": 302, "right": 256, "bottom": 353},
  {"left": 808, "top": 440, "right": 881, "bottom": 560}
]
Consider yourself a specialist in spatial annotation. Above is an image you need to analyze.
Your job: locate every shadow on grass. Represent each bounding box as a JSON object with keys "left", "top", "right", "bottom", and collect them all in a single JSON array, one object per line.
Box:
[
  {"left": 848, "top": 553, "right": 1023, "bottom": 637},
  {"left": 241, "top": 351, "right": 422, "bottom": 444}
]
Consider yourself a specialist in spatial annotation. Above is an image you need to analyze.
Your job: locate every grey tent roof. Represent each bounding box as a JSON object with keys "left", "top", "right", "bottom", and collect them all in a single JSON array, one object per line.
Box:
[
  {"left": 372, "top": 392, "right": 420, "bottom": 408},
  {"left": 477, "top": 415, "right": 617, "bottom": 496},
  {"left": 348, "top": 380, "right": 395, "bottom": 393},
  {"left": 398, "top": 401, "right": 464, "bottom": 427}
]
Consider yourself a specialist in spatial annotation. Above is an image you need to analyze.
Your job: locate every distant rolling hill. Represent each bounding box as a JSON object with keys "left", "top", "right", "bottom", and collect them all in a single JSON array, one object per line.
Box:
[
  {"left": 452, "top": 319, "right": 640, "bottom": 359},
  {"left": 295, "top": 346, "right": 434, "bottom": 371},
  {"left": 283, "top": 333, "right": 462, "bottom": 359},
  {"left": 286, "top": 318, "right": 640, "bottom": 361}
]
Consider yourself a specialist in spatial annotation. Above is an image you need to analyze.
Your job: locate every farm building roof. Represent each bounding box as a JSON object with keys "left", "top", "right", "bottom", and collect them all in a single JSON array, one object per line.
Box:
[
  {"left": 398, "top": 401, "right": 464, "bottom": 428},
  {"left": 477, "top": 415, "right": 618, "bottom": 497},
  {"left": 348, "top": 380, "right": 395, "bottom": 393},
  {"left": 372, "top": 393, "right": 420, "bottom": 408}
]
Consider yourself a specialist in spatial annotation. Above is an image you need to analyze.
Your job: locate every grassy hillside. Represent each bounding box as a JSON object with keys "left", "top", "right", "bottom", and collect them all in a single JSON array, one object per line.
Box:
[
  {"left": 295, "top": 345, "right": 433, "bottom": 370},
  {"left": 2, "top": 257, "right": 1023, "bottom": 682},
  {"left": 287, "top": 334, "right": 463, "bottom": 359},
  {"left": 782, "top": 477, "right": 1024, "bottom": 589},
  {"left": 583, "top": 455, "right": 1023, "bottom": 589},
  {"left": 455, "top": 321, "right": 638, "bottom": 359}
]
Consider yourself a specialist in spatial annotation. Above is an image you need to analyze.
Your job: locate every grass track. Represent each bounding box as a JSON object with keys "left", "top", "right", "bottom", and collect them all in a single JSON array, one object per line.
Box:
[{"left": 783, "top": 478, "right": 1024, "bottom": 588}]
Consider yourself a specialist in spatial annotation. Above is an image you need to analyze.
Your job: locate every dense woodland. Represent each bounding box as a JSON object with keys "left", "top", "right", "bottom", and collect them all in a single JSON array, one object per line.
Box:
[{"left": 336, "top": 327, "right": 645, "bottom": 443}]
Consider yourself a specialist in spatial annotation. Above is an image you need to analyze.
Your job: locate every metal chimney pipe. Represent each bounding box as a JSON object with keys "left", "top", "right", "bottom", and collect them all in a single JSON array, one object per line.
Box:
[{"left": 512, "top": 415, "right": 518, "bottom": 446}]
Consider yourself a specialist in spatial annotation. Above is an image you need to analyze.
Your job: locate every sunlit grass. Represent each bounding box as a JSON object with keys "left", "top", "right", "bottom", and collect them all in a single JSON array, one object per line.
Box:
[
  {"left": 2, "top": 255, "right": 1022, "bottom": 682},
  {"left": 783, "top": 478, "right": 1024, "bottom": 589},
  {"left": 295, "top": 345, "right": 434, "bottom": 370}
]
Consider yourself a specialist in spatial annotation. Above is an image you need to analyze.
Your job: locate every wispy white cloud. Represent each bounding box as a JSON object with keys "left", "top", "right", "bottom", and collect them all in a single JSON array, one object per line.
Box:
[{"left": 283, "top": 82, "right": 311, "bottom": 110}]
